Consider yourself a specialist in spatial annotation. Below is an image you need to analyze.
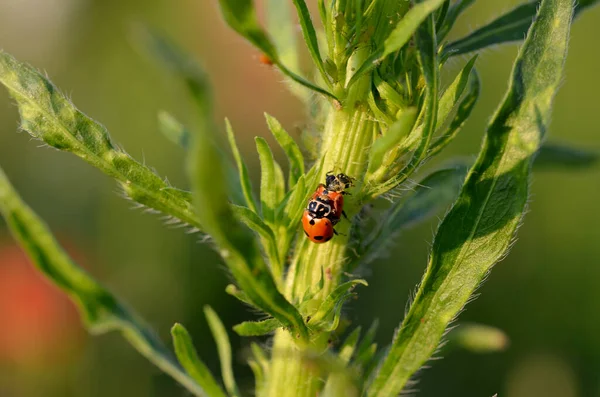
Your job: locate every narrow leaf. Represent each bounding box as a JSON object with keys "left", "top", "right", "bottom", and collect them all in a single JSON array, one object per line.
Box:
[
  {"left": 226, "top": 119, "right": 258, "bottom": 213},
  {"left": 189, "top": 60, "right": 309, "bottom": 342},
  {"left": 0, "top": 168, "right": 205, "bottom": 397},
  {"left": 368, "top": 108, "right": 418, "bottom": 173},
  {"left": 348, "top": 0, "right": 445, "bottom": 87},
  {"left": 437, "top": 55, "right": 478, "bottom": 129},
  {"left": 534, "top": 142, "right": 599, "bottom": 170},
  {"left": 308, "top": 280, "right": 368, "bottom": 329},
  {"left": 230, "top": 204, "right": 281, "bottom": 273},
  {"left": 367, "top": 11, "right": 440, "bottom": 199},
  {"left": 291, "top": 0, "right": 330, "bottom": 85},
  {"left": 204, "top": 306, "right": 241, "bottom": 397},
  {"left": 437, "top": 0, "right": 476, "bottom": 41},
  {"left": 368, "top": 1, "right": 573, "bottom": 394},
  {"left": 233, "top": 318, "right": 282, "bottom": 336},
  {"left": 446, "top": 0, "right": 597, "bottom": 56},
  {"left": 171, "top": 323, "right": 228, "bottom": 397},
  {"left": 216, "top": 0, "right": 336, "bottom": 99},
  {"left": 339, "top": 327, "right": 362, "bottom": 364},
  {"left": 265, "top": 113, "right": 305, "bottom": 187},
  {"left": 428, "top": 68, "right": 480, "bottom": 157},
  {"left": 256, "top": 137, "right": 278, "bottom": 224},
  {"left": 0, "top": 50, "right": 200, "bottom": 229},
  {"left": 358, "top": 164, "right": 468, "bottom": 268}
]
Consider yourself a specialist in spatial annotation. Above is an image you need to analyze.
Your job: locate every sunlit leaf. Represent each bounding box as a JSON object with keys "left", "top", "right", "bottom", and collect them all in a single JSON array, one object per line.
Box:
[
  {"left": 233, "top": 318, "right": 282, "bottom": 336},
  {"left": 171, "top": 323, "right": 228, "bottom": 397},
  {"left": 0, "top": 50, "right": 200, "bottom": 229},
  {"left": 368, "top": 1, "right": 573, "bottom": 394},
  {"left": 204, "top": 306, "right": 241, "bottom": 397},
  {"left": 0, "top": 168, "right": 206, "bottom": 397},
  {"left": 265, "top": 113, "right": 305, "bottom": 187}
]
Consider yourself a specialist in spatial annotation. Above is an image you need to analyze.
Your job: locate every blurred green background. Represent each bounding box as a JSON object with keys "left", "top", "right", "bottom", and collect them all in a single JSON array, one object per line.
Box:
[{"left": 0, "top": 1, "right": 598, "bottom": 396}]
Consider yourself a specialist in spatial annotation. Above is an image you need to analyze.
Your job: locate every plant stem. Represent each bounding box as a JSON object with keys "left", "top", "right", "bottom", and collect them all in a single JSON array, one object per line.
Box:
[{"left": 267, "top": 106, "right": 376, "bottom": 397}]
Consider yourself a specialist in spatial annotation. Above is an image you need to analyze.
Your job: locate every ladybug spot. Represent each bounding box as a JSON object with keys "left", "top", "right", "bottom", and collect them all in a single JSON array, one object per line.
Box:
[
  {"left": 309, "top": 219, "right": 315, "bottom": 225},
  {"left": 314, "top": 236, "right": 324, "bottom": 241}
]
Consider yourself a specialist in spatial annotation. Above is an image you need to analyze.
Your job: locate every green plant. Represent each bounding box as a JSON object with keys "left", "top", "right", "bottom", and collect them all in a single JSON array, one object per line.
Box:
[{"left": 0, "top": 0, "right": 598, "bottom": 396}]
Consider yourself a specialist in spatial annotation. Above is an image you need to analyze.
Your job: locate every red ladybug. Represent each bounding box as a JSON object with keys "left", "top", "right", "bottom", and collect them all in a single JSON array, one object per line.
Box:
[
  {"left": 302, "top": 172, "right": 354, "bottom": 244},
  {"left": 302, "top": 210, "right": 335, "bottom": 243}
]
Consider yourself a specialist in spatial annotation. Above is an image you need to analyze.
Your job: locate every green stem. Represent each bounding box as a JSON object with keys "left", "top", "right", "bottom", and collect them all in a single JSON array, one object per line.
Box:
[{"left": 266, "top": 106, "right": 376, "bottom": 397}]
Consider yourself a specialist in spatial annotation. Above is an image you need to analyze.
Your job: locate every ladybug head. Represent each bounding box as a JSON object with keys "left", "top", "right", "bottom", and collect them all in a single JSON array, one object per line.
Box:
[{"left": 325, "top": 171, "right": 354, "bottom": 192}]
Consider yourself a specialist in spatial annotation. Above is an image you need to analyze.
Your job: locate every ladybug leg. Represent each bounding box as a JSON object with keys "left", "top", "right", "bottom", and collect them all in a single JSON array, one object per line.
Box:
[
  {"left": 333, "top": 228, "right": 339, "bottom": 236},
  {"left": 342, "top": 210, "right": 348, "bottom": 220}
]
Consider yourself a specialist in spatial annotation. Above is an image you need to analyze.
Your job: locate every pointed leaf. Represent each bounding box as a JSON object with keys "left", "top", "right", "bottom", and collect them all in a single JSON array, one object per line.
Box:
[
  {"left": 189, "top": 66, "right": 309, "bottom": 342},
  {"left": 348, "top": 0, "right": 445, "bottom": 87},
  {"left": 368, "top": 108, "right": 418, "bottom": 174},
  {"left": 358, "top": 164, "right": 469, "bottom": 268},
  {"left": 233, "top": 318, "right": 282, "bottom": 336},
  {"left": 308, "top": 280, "right": 368, "bottom": 330},
  {"left": 0, "top": 168, "right": 206, "bottom": 397},
  {"left": 171, "top": 323, "right": 228, "bottom": 397},
  {"left": 367, "top": 11, "right": 440, "bottom": 199},
  {"left": 204, "top": 307, "right": 241, "bottom": 397},
  {"left": 256, "top": 137, "right": 278, "bottom": 224},
  {"left": 534, "top": 142, "right": 599, "bottom": 170},
  {"left": 0, "top": 50, "right": 200, "bottom": 229},
  {"left": 446, "top": 0, "right": 597, "bottom": 56},
  {"left": 339, "top": 327, "right": 362, "bottom": 364},
  {"left": 437, "top": 0, "right": 476, "bottom": 41},
  {"left": 368, "top": 1, "right": 573, "bottom": 394},
  {"left": 437, "top": 55, "right": 478, "bottom": 129},
  {"left": 226, "top": 119, "right": 259, "bottom": 213},
  {"left": 291, "top": 0, "right": 330, "bottom": 85},
  {"left": 265, "top": 113, "right": 305, "bottom": 187},
  {"left": 216, "top": 0, "right": 336, "bottom": 99},
  {"left": 429, "top": 67, "right": 480, "bottom": 157}
]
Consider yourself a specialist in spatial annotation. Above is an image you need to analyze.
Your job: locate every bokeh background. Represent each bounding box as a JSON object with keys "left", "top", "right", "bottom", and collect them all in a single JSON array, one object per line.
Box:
[{"left": 0, "top": 1, "right": 599, "bottom": 396}]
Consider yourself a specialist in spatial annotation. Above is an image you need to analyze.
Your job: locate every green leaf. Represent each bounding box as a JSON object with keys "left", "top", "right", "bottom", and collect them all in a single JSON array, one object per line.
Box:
[
  {"left": 225, "top": 119, "right": 259, "bottom": 214},
  {"left": 445, "top": 0, "right": 597, "bottom": 56},
  {"left": 367, "top": 108, "right": 418, "bottom": 174},
  {"left": 216, "top": 0, "right": 336, "bottom": 99},
  {"left": 428, "top": 67, "right": 480, "bottom": 157},
  {"left": 308, "top": 280, "right": 368, "bottom": 331},
  {"left": 0, "top": 50, "right": 200, "bottom": 229},
  {"left": 366, "top": 11, "right": 440, "bottom": 199},
  {"left": 437, "top": 55, "right": 478, "bottom": 129},
  {"left": 171, "top": 324, "right": 228, "bottom": 397},
  {"left": 447, "top": 323, "right": 509, "bottom": 354},
  {"left": 534, "top": 142, "right": 599, "bottom": 170},
  {"left": 158, "top": 110, "right": 191, "bottom": 149},
  {"left": 367, "top": 0, "right": 573, "bottom": 394},
  {"left": 291, "top": 0, "right": 330, "bottom": 85},
  {"left": 347, "top": 0, "right": 445, "bottom": 87},
  {"left": 265, "top": 113, "right": 305, "bottom": 187},
  {"left": 204, "top": 306, "right": 241, "bottom": 397},
  {"left": 233, "top": 318, "right": 282, "bottom": 336},
  {"left": 354, "top": 320, "right": 379, "bottom": 371},
  {"left": 230, "top": 204, "right": 281, "bottom": 275},
  {"left": 358, "top": 164, "right": 469, "bottom": 268},
  {"left": 188, "top": 77, "right": 309, "bottom": 342},
  {"left": 249, "top": 343, "right": 270, "bottom": 396},
  {"left": 437, "top": 0, "right": 475, "bottom": 42},
  {"left": 256, "top": 137, "right": 278, "bottom": 225},
  {"left": 339, "top": 327, "right": 362, "bottom": 364},
  {"left": 0, "top": 168, "right": 206, "bottom": 397}
]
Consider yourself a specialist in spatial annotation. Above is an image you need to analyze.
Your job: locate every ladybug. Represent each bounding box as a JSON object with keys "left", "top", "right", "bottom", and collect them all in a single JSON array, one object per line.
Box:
[
  {"left": 302, "top": 172, "right": 354, "bottom": 244},
  {"left": 302, "top": 210, "right": 335, "bottom": 243}
]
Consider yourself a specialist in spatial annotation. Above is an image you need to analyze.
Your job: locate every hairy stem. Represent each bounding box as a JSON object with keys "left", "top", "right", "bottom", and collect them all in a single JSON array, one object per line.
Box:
[{"left": 267, "top": 105, "right": 376, "bottom": 397}]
